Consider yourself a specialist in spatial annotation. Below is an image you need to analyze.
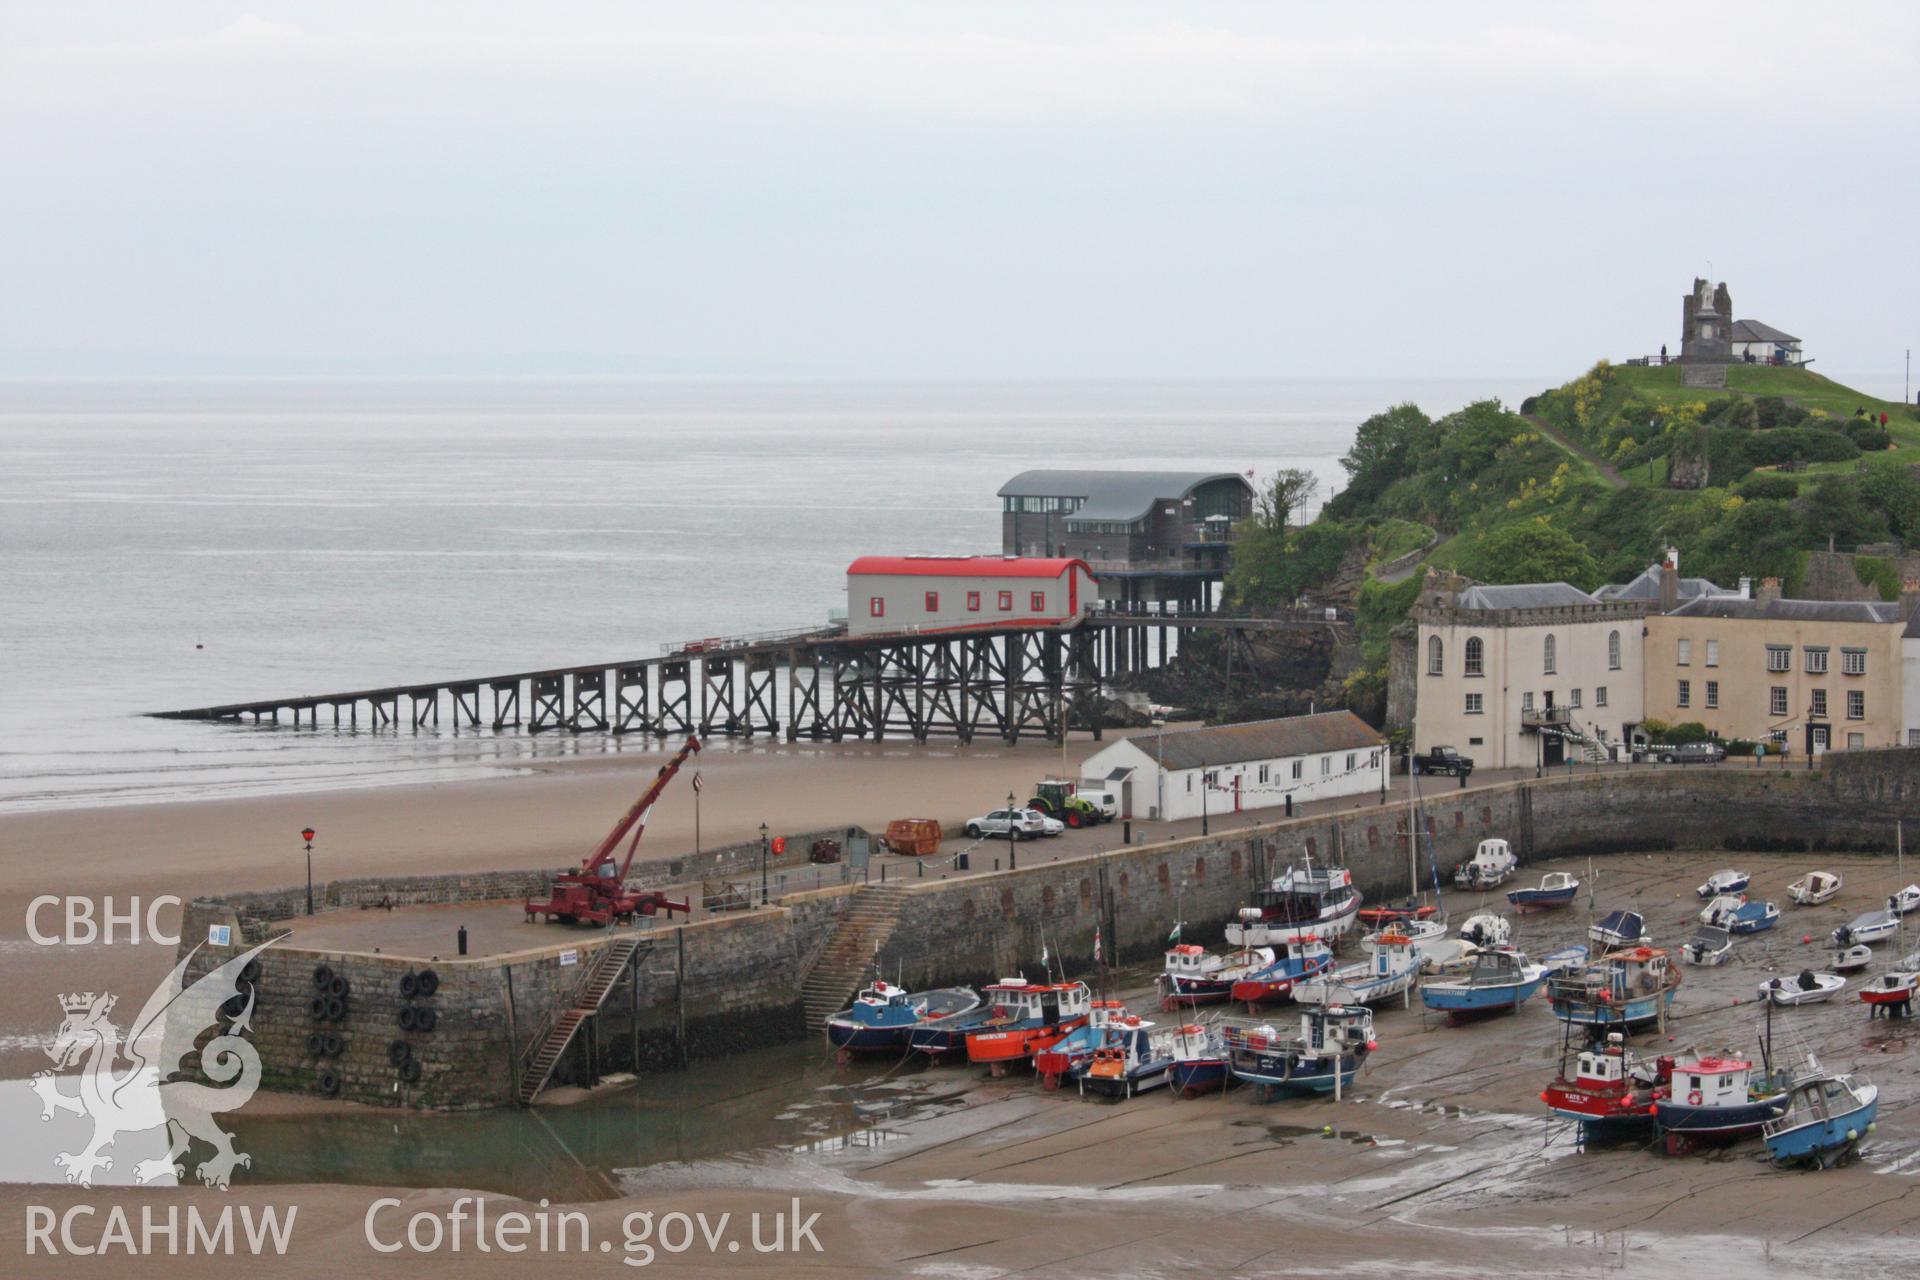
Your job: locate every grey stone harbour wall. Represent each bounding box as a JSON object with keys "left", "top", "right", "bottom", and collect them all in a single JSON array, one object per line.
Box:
[{"left": 178, "top": 750, "right": 1920, "bottom": 1109}]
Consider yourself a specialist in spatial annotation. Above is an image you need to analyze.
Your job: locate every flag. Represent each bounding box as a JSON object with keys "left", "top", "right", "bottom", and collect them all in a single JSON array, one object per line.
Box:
[
  {"left": 1041, "top": 944, "right": 1049, "bottom": 968},
  {"left": 1093, "top": 926, "right": 1102, "bottom": 965},
  {"left": 691, "top": 772, "right": 703, "bottom": 793},
  {"left": 1168, "top": 921, "right": 1182, "bottom": 944}
]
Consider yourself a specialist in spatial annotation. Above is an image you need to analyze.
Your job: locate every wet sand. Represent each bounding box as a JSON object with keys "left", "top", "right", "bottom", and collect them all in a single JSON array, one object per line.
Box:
[{"left": 4, "top": 849, "right": 1918, "bottom": 1276}]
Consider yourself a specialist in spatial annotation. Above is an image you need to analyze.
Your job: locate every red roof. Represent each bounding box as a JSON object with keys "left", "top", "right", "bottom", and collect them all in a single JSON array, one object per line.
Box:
[{"left": 846, "top": 555, "right": 1091, "bottom": 579}]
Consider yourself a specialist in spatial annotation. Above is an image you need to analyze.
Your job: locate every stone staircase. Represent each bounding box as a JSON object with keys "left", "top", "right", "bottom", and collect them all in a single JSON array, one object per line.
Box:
[
  {"left": 517, "top": 934, "right": 650, "bottom": 1106},
  {"left": 800, "top": 884, "right": 913, "bottom": 1028}
]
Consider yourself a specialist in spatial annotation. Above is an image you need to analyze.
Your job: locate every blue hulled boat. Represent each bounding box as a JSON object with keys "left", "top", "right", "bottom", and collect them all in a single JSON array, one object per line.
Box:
[
  {"left": 1420, "top": 948, "right": 1549, "bottom": 1022},
  {"left": 1222, "top": 1005, "right": 1374, "bottom": 1095},
  {"left": 1547, "top": 946, "right": 1681, "bottom": 1032},
  {"left": 1168, "top": 1022, "right": 1228, "bottom": 1098},
  {"left": 1728, "top": 900, "right": 1780, "bottom": 935},
  {"left": 1080, "top": 1021, "right": 1179, "bottom": 1099},
  {"left": 1507, "top": 871, "right": 1581, "bottom": 911},
  {"left": 1227, "top": 938, "right": 1335, "bottom": 1006},
  {"left": 826, "top": 981, "right": 983, "bottom": 1057},
  {"left": 1655, "top": 1052, "right": 1791, "bottom": 1155},
  {"left": 1763, "top": 1067, "right": 1879, "bottom": 1168}
]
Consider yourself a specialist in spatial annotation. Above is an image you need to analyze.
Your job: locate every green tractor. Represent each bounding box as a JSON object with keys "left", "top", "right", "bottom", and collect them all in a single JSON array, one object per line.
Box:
[{"left": 1028, "top": 779, "right": 1102, "bottom": 829}]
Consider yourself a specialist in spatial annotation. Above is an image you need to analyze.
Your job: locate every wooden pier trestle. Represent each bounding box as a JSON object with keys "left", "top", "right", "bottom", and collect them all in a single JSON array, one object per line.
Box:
[{"left": 150, "top": 613, "right": 1351, "bottom": 746}]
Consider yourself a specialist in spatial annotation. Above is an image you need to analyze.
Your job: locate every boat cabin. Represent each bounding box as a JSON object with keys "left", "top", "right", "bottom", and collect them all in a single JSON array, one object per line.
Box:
[
  {"left": 1242, "top": 864, "right": 1357, "bottom": 923},
  {"left": 1463, "top": 949, "right": 1529, "bottom": 987},
  {"left": 1672, "top": 1055, "right": 1756, "bottom": 1107},
  {"left": 1162, "top": 944, "right": 1212, "bottom": 979},
  {"left": 983, "top": 978, "right": 1092, "bottom": 1024},
  {"left": 1456, "top": 838, "right": 1517, "bottom": 887},
  {"left": 1302, "top": 1005, "right": 1373, "bottom": 1052},
  {"left": 1605, "top": 947, "right": 1673, "bottom": 997}
]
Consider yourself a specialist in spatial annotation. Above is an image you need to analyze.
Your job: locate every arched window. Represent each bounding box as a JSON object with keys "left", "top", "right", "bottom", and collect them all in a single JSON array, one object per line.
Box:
[
  {"left": 1427, "top": 635, "right": 1444, "bottom": 676},
  {"left": 1543, "top": 634, "right": 1557, "bottom": 675},
  {"left": 1464, "top": 636, "right": 1484, "bottom": 677},
  {"left": 1608, "top": 630, "right": 1621, "bottom": 671}
]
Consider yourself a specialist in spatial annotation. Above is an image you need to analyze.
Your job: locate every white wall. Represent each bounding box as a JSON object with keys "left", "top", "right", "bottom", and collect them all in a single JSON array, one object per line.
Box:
[
  {"left": 1081, "top": 737, "right": 1385, "bottom": 821},
  {"left": 1902, "top": 639, "right": 1920, "bottom": 747}
]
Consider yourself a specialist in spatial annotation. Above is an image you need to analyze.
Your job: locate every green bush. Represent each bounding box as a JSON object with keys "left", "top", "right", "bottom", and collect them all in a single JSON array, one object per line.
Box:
[
  {"left": 1736, "top": 472, "right": 1799, "bottom": 501},
  {"left": 1744, "top": 427, "right": 1859, "bottom": 467},
  {"left": 1847, "top": 423, "right": 1892, "bottom": 451}
]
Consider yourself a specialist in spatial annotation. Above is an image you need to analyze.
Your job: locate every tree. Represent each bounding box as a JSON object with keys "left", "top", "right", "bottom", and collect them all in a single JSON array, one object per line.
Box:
[
  {"left": 1252, "top": 468, "right": 1321, "bottom": 533},
  {"left": 1337, "top": 403, "right": 1430, "bottom": 503},
  {"left": 1458, "top": 520, "right": 1599, "bottom": 589}
]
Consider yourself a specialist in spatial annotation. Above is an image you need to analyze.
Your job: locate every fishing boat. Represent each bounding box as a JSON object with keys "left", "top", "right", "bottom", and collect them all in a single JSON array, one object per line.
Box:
[
  {"left": 1829, "top": 943, "right": 1874, "bottom": 973},
  {"left": 1728, "top": 900, "right": 1780, "bottom": 935},
  {"left": 1221, "top": 1005, "right": 1375, "bottom": 1097},
  {"left": 1365, "top": 916, "right": 1446, "bottom": 951},
  {"left": 1507, "top": 871, "right": 1580, "bottom": 911},
  {"left": 1296, "top": 930, "right": 1421, "bottom": 1008},
  {"left": 1788, "top": 871, "right": 1842, "bottom": 906},
  {"left": 1032, "top": 1000, "right": 1132, "bottom": 1089},
  {"left": 1080, "top": 1019, "right": 1180, "bottom": 1099},
  {"left": 1454, "top": 838, "right": 1518, "bottom": 891},
  {"left": 1763, "top": 1066, "right": 1879, "bottom": 1168},
  {"left": 1540, "top": 1032, "right": 1669, "bottom": 1141},
  {"left": 1655, "top": 1052, "right": 1791, "bottom": 1155},
  {"left": 1169, "top": 1022, "right": 1229, "bottom": 1098},
  {"left": 1547, "top": 947, "right": 1682, "bottom": 1033},
  {"left": 1421, "top": 948, "right": 1549, "bottom": 1022},
  {"left": 1157, "top": 943, "right": 1274, "bottom": 1008},
  {"left": 1356, "top": 898, "right": 1438, "bottom": 926},
  {"left": 1831, "top": 911, "right": 1898, "bottom": 947},
  {"left": 1679, "top": 925, "right": 1733, "bottom": 967},
  {"left": 1228, "top": 938, "right": 1335, "bottom": 1006},
  {"left": 1861, "top": 821, "right": 1918, "bottom": 1018},
  {"left": 1697, "top": 893, "right": 1747, "bottom": 929},
  {"left": 1695, "top": 868, "right": 1751, "bottom": 899},
  {"left": 951, "top": 978, "right": 1093, "bottom": 1073},
  {"left": 1590, "top": 909, "right": 1648, "bottom": 949},
  {"left": 1757, "top": 971, "right": 1846, "bottom": 1006},
  {"left": 1539, "top": 945, "right": 1590, "bottom": 975},
  {"left": 1888, "top": 884, "right": 1920, "bottom": 916},
  {"left": 1225, "top": 860, "right": 1363, "bottom": 947},
  {"left": 1457, "top": 912, "right": 1511, "bottom": 949},
  {"left": 1858, "top": 970, "right": 1918, "bottom": 1013},
  {"left": 825, "top": 980, "right": 983, "bottom": 1058}
]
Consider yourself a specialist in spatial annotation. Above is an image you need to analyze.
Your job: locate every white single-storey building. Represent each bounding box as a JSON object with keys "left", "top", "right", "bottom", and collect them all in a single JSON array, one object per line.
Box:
[{"left": 1079, "top": 710, "right": 1387, "bottom": 822}]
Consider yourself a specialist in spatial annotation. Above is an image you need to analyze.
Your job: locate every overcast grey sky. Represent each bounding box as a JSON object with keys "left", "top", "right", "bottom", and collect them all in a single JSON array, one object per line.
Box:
[{"left": 2, "top": 3, "right": 1915, "bottom": 384}]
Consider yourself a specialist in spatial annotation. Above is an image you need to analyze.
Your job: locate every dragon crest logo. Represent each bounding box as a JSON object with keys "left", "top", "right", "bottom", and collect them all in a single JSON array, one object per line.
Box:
[{"left": 29, "top": 939, "right": 274, "bottom": 1189}]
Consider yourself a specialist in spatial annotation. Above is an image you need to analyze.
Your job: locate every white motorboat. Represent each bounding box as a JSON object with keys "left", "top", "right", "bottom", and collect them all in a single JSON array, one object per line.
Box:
[
  {"left": 1788, "top": 871, "right": 1842, "bottom": 906},
  {"left": 1697, "top": 893, "right": 1747, "bottom": 928},
  {"left": 1832, "top": 911, "right": 1899, "bottom": 947},
  {"left": 1829, "top": 944, "right": 1874, "bottom": 973},
  {"left": 1680, "top": 925, "right": 1733, "bottom": 966},
  {"left": 1889, "top": 884, "right": 1920, "bottom": 916},
  {"left": 1590, "top": 909, "right": 1648, "bottom": 949},
  {"left": 1696, "top": 868, "right": 1751, "bottom": 899},
  {"left": 1296, "top": 930, "right": 1422, "bottom": 1007},
  {"left": 1454, "top": 838, "right": 1519, "bottom": 891},
  {"left": 1757, "top": 971, "right": 1847, "bottom": 1006},
  {"left": 1457, "top": 912, "right": 1511, "bottom": 949}
]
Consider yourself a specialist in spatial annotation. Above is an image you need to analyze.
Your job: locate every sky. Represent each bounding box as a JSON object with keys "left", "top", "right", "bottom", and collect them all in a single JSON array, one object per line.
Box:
[{"left": 2, "top": 3, "right": 1916, "bottom": 385}]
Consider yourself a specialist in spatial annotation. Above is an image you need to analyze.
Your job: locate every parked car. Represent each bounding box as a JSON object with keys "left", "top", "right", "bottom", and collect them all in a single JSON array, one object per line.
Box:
[
  {"left": 1658, "top": 742, "right": 1726, "bottom": 765},
  {"left": 963, "top": 808, "right": 1057, "bottom": 840},
  {"left": 1075, "top": 786, "right": 1121, "bottom": 821},
  {"left": 1411, "top": 745, "right": 1475, "bottom": 777}
]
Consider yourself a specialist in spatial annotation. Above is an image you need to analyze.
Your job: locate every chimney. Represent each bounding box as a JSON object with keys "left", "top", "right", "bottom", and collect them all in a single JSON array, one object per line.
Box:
[
  {"left": 1665, "top": 546, "right": 1680, "bottom": 576},
  {"left": 1737, "top": 576, "right": 1752, "bottom": 599},
  {"left": 1657, "top": 558, "right": 1679, "bottom": 613},
  {"left": 1902, "top": 575, "right": 1920, "bottom": 621},
  {"left": 1756, "top": 576, "right": 1783, "bottom": 605}
]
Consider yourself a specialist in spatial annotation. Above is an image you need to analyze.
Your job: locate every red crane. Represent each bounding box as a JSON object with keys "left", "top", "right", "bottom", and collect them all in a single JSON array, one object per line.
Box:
[{"left": 524, "top": 736, "right": 700, "bottom": 927}]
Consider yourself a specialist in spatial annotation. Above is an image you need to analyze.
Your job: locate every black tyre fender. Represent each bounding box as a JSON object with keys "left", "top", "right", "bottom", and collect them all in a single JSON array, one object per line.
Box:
[
  {"left": 388, "top": 1039, "right": 411, "bottom": 1066},
  {"left": 328, "top": 975, "right": 350, "bottom": 998},
  {"left": 324, "top": 996, "right": 346, "bottom": 1022},
  {"left": 317, "top": 1069, "right": 341, "bottom": 1097},
  {"left": 416, "top": 969, "right": 439, "bottom": 997},
  {"left": 399, "top": 972, "right": 419, "bottom": 998},
  {"left": 310, "top": 995, "right": 329, "bottom": 1019},
  {"left": 397, "top": 1006, "right": 419, "bottom": 1032},
  {"left": 414, "top": 1007, "right": 437, "bottom": 1034},
  {"left": 307, "top": 1032, "right": 325, "bottom": 1057},
  {"left": 313, "top": 964, "right": 334, "bottom": 991},
  {"left": 399, "top": 1057, "right": 422, "bottom": 1084},
  {"left": 322, "top": 1031, "right": 345, "bottom": 1058}
]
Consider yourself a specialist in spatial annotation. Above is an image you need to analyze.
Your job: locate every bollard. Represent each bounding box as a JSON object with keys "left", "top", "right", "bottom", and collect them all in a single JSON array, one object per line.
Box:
[
  {"left": 457, "top": 925, "right": 468, "bottom": 956},
  {"left": 994, "top": 857, "right": 1001, "bottom": 871},
  {"left": 1123, "top": 819, "right": 1132, "bottom": 844},
  {"left": 917, "top": 859, "right": 924, "bottom": 878},
  {"left": 881, "top": 862, "right": 887, "bottom": 883}
]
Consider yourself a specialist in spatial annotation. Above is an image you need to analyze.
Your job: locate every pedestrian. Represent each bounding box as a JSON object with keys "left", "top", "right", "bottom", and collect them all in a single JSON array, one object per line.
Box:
[{"left": 1881, "top": 411, "right": 1890, "bottom": 428}]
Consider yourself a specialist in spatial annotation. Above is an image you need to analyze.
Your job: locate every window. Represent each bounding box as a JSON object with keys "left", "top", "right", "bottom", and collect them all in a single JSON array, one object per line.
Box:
[
  {"left": 1849, "top": 732, "right": 1866, "bottom": 749},
  {"left": 1843, "top": 648, "right": 1867, "bottom": 676},
  {"left": 1030, "top": 591, "right": 1046, "bottom": 612},
  {"left": 1569, "top": 689, "right": 1582, "bottom": 708},
  {"left": 1346, "top": 753, "right": 1356, "bottom": 771},
  {"left": 1464, "top": 637, "right": 1484, "bottom": 677},
  {"left": 869, "top": 596, "right": 885, "bottom": 618},
  {"left": 1677, "top": 638, "right": 1691, "bottom": 666},
  {"left": 1257, "top": 764, "right": 1269, "bottom": 783},
  {"left": 1705, "top": 681, "right": 1719, "bottom": 710},
  {"left": 1607, "top": 630, "right": 1621, "bottom": 671},
  {"left": 1805, "top": 647, "right": 1828, "bottom": 675},
  {"left": 1320, "top": 756, "right": 1331, "bottom": 776},
  {"left": 1428, "top": 636, "right": 1444, "bottom": 676},
  {"left": 1370, "top": 751, "right": 1381, "bottom": 768},
  {"left": 1468, "top": 737, "right": 1484, "bottom": 746},
  {"left": 1848, "top": 690, "right": 1865, "bottom": 720},
  {"left": 1767, "top": 646, "right": 1791, "bottom": 673},
  {"left": 997, "top": 590, "right": 1012, "bottom": 611},
  {"left": 1543, "top": 634, "right": 1557, "bottom": 675},
  {"left": 924, "top": 591, "right": 939, "bottom": 612},
  {"left": 1677, "top": 679, "right": 1690, "bottom": 708},
  {"left": 1771, "top": 686, "right": 1789, "bottom": 717},
  {"left": 1705, "top": 639, "right": 1719, "bottom": 667},
  {"left": 1464, "top": 693, "right": 1483, "bottom": 715},
  {"left": 1909, "top": 730, "right": 1920, "bottom": 746},
  {"left": 1811, "top": 689, "right": 1827, "bottom": 719},
  {"left": 1522, "top": 692, "right": 1535, "bottom": 712},
  {"left": 1291, "top": 760, "right": 1303, "bottom": 780},
  {"left": 967, "top": 591, "right": 981, "bottom": 612},
  {"left": 1596, "top": 686, "right": 1608, "bottom": 707},
  {"left": 1770, "top": 729, "right": 1789, "bottom": 746}
]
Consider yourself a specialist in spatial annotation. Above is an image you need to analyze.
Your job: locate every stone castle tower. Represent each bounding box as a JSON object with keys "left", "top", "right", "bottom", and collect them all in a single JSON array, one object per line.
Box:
[{"left": 1679, "top": 277, "right": 1733, "bottom": 363}]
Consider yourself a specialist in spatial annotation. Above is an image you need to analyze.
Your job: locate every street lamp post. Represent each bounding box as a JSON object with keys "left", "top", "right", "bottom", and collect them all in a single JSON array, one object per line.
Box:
[
  {"left": 759, "top": 822, "right": 770, "bottom": 906},
  {"left": 1201, "top": 761, "right": 1209, "bottom": 837},
  {"left": 1006, "top": 790, "right": 1018, "bottom": 871},
  {"left": 299, "top": 827, "right": 316, "bottom": 915}
]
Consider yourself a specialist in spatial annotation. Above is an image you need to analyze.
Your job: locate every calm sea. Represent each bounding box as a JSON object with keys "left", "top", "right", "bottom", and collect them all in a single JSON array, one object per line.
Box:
[{"left": 0, "top": 377, "right": 1544, "bottom": 811}]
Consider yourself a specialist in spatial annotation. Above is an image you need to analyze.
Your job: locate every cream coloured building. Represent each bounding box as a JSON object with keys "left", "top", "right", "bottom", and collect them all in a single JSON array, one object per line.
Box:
[
  {"left": 1644, "top": 585, "right": 1906, "bottom": 754},
  {"left": 1413, "top": 577, "right": 1650, "bottom": 770}
]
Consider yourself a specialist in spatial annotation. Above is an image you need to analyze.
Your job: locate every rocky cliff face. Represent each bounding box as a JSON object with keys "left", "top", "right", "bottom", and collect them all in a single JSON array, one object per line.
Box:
[{"left": 1109, "top": 626, "right": 1357, "bottom": 725}]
